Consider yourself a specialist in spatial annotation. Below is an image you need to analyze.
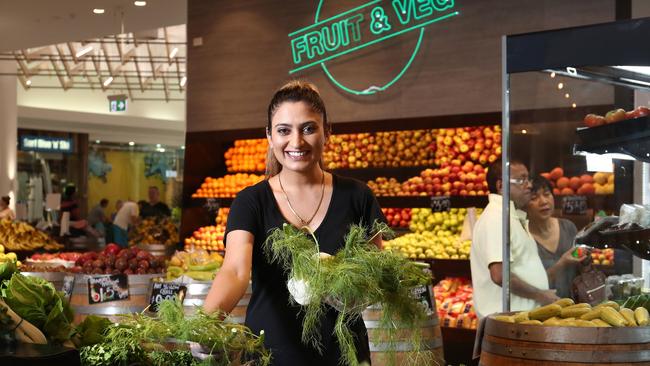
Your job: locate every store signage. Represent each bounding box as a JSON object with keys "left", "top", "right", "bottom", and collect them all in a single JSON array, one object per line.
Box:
[
  {"left": 203, "top": 198, "right": 221, "bottom": 214},
  {"left": 20, "top": 135, "right": 73, "bottom": 153},
  {"left": 411, "top": 284, "right": 434, "bottom": 315},
  {"left": 108, "top": 94, "right": 128, "bottom": 112},
  {"left": 431, "top": 196, "right": 451, "bottom": 212},
  {"left": 562, "top": 195, "right": 588, "bottom": 216},
  {"left": 289, "top": 0, "right": 459, "bottom": 95},
  {"left": 87, "top": 274, "right": 129, "bottom": 304},
  {"left": 148, "top": 282, "right": 187, "bottom": 312}
]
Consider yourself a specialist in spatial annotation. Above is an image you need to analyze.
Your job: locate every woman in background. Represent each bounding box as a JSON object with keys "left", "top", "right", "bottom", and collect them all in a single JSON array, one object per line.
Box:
[
  {"left": 0, "top": 196, "right": 15, "bottom": 221},
  {"left": 527, "top": 176, "right": 586, "bottom": 298}
]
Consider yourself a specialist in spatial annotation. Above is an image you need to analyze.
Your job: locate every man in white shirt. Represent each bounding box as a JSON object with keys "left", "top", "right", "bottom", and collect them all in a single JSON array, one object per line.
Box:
[
  {"left": 112, "top": 200, "right": 140, "bottom": 247},
  {"left": 470, "top": 160, "right": 559, "bottom": 318}
]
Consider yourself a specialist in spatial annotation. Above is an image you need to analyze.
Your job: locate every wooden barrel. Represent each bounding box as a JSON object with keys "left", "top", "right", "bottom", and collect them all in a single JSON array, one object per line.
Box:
[
  {"left": 21, "top": 272, "right": 68, "bottom": 292},
  {"left": 181, "top": 282, "right": 252, "bottom": 324},
  {"left": 69, "top": 274, "right": 158, "bottom": 324},
  {"left": 480, "top": 315, "right": 650, "bottom": 365},
  {"left": 363, "top": 304, "right": 445, "bottom": 366}
]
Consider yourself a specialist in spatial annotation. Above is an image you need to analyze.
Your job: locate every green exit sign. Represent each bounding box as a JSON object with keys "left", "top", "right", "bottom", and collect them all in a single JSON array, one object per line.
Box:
[{"left": 108, "top": 94, "right": 128, "bottom": 112}]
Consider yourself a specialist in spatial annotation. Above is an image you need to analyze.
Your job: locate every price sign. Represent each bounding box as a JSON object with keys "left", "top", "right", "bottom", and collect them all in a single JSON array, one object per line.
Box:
[
  {"left": 148, "top": 282, "right": 187, "bottom": 312},
  {"left": 411, "top": 285, "right": 434, "bottom": 316},
  {"left": 562, "top": 195, "right": 588, "bottom": 215},
  {"left": 203, "top": 198, "right": 221, "bottom": 213},
  {"left": 88, "top": 274, "right": 129, "bottom": 304},
  {"left": 431, "top": 196, "right": 451, "bottom": 213},
  {"left": 62, "top": 275, "right": 75, "bottom": 302}
]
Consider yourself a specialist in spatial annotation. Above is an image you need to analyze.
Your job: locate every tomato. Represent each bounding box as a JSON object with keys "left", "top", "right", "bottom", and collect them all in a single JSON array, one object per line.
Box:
[{"left": 583, "top": 114, "right": 605, "bottom": 127}]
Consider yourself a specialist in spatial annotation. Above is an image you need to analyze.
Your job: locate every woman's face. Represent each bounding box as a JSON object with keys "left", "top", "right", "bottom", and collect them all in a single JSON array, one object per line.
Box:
[
  {"left": 268, "top": 101, "right": 327, "bottom": 173},
  {"left": 527, "top": 187, "right": 554, "bottom": 222}
]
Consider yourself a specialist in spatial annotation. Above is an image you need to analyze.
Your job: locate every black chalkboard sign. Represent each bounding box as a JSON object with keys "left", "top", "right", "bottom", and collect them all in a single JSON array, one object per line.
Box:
[
  {"left": 148, "top": 282, "right": 187, "bottom": 312},
  {"left": 562, "top": 195, "right": 588, "bottom": 215},
  {"left": 431, "top": 196, "right": 451, "bottom": 213},
  {"left": 411, "top": 285, "right": 434, "bottom": 315},
  {"left": 87, "top": 274, "right": 129, "bottom": 304},
  {"left": 203, "top": 198, "right": 221, "bottom": 213}
]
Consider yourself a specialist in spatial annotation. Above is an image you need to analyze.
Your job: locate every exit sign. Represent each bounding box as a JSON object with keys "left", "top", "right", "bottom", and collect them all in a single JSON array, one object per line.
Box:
[{"left": 108, "top": 94, "right": 128, "bottom": 112}]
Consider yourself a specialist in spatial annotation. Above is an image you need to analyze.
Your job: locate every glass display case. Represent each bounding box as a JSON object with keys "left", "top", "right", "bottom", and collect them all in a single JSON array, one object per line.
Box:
[{"left": 502, "top": 18, "right": 650, "bottom": 309}]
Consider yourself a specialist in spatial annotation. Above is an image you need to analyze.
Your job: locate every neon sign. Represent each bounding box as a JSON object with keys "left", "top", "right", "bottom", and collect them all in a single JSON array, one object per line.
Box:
[{"left": 289, "top": 0, "right": 459, "bottom": 95}]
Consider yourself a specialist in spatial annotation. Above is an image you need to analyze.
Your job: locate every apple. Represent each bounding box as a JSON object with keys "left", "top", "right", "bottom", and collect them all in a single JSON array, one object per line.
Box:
[
  {"left": 632, "top": 106, "right": 650, "bottom": 118},
  {"left": 605, "top": 108, "right": 626, "bottom": 124},
  {"left": 583, "top": 114, "right": 606, "bottom": 127}
]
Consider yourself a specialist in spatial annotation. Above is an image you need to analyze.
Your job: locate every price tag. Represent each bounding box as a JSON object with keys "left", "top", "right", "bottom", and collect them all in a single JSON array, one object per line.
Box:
[
  {"left": 203, "top": 198, "right": 221, "bottom": 213},
  {"left": 562, "top": 195, "right": 588, "bottom": 215},
  {"left": 88, "top": 274, "right": 129, "bottom": 304},
  {"left": 148, "top": 282, "right": 187, "bottom": 312},
  {"left": 62, "top": 275, "right": 75, "bottom": 302},
  {"left": 411, "top": 285, "right": 434, "bottom": 316},
  {"left": 431, "top": 196, "right": 451, "bottom": 213}
]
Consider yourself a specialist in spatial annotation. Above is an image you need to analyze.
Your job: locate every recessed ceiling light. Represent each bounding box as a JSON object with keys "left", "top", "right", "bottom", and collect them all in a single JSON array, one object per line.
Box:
[
  {"left": 572, "top": 102, "right": 577, "bottom": 108},
  {"left": 128, "top": 141, "right": 135, "bottom": 146},
  {"left": 95, "top": 140, "right": 101, "bottom": 144},
  {"left": 557, "top": 82, "right": 564, "bottom": 90},
  {"left": 521, "top": 129, "right": 527, "bottom": 134},
  {"left": 564, "top": 93, "right": 570, "bottom": 99},
  {"left": 93, "top": 8, "right": 105, "bottom": 14},
  {"left": 26, "top": 79, "right": 32, "bottom": 86},
  {"left": 134, "top": 1, "right": 147, "bottom": 6},
  {"left": 180, "top": 76, "right": 187, "bottom": 87}
]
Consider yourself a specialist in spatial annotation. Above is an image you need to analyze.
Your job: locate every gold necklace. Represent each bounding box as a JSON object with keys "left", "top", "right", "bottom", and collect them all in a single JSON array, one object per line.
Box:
[{"left": 278, "top": 170, "right": 326, "bottom": 227}]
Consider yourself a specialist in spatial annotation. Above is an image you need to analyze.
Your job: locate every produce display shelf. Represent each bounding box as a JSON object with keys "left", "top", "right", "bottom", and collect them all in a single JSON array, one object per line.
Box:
[
  {"left": 440, "top": 326, "right": 478, "bottom": 366},
  {"left": 332, "top": 166, "right": 432, "bottom": 182},
  {"left": 420, "top": 259, "right": 472, "bottom": 283},
  {"left": 377, "top": 195, "right": 488, "bottom": 209},
  {"left": 574, "top": 114, "right": 650, "bottom": 163},
  {"left": 191, "top": 195, "right": 489, "bottom": 210}
]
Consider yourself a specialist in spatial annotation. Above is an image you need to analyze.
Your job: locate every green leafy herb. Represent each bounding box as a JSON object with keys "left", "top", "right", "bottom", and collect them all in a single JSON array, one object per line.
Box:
[
  {"left": 265, "top": 221, "right": 433, "bottom": 366},
  {"left": 1, "top": 272, "right": 74, "bottom": 343}
]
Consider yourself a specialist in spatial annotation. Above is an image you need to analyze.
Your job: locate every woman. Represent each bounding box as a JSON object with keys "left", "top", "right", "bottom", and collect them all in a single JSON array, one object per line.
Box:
[
  {"left": 527, "top": 176, "right": 586, "bottom": 299},
  {"left": 0, "top": 196, "right": 15, "bottom": 221},
  {"left": 203, "top": 81, "right": 385, "bottom": 365}
]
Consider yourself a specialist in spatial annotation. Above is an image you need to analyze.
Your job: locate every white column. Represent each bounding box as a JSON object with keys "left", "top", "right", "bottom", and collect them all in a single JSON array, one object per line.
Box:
[{"left": 0, "top": 60, "right": 17, "bottom": 210}]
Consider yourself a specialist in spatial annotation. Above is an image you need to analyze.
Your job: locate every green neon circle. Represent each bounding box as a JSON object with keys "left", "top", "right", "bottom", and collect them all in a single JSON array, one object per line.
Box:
[{"left": 315, "top": 0, "right": 424, "bottom": 96}]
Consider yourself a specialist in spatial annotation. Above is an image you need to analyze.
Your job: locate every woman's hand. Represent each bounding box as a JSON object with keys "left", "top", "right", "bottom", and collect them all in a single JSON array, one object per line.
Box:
[{"left": 558, "top": 247, "right": 588, "bottom": 268}]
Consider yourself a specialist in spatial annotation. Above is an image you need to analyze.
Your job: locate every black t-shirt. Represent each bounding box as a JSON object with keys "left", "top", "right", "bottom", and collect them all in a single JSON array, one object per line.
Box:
[
  {"left": 225, "top": 174, "right": 386, "bottom": 366},
  {"left": 140, "top": 202, "right": 171, "bottom": 218}
]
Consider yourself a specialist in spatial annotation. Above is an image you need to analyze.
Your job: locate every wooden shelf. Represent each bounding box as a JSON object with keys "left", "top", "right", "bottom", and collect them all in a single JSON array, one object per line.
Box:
[
  {"left": 440, "top": 327, "right": 478, "bottom": 366},
  {"left": 377, "top": 195, "right": 488, "bottom": 209}
]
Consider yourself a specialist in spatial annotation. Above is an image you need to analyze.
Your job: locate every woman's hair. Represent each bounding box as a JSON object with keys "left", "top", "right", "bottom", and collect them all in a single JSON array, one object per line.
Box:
[
  {"left": 265, "top": 80, "right": 329, "bottom": 178},
  {"left": 1, "top": 196, "right": 9, "bottom": 206},
  {"left": 531, "top": 175, "right": 553, "bottom": 195}
]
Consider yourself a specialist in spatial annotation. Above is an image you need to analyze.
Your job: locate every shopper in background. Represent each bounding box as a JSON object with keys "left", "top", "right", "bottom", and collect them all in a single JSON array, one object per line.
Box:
[
  {"left": 0, "top": 196, "right": 15, "bottom": 221},
  {"left": 112, "top": 200, "right": 140, "bottom": 247},
  {"left": 470, "top": 159, "right": 559, "bottom": 319},
  {"left": 111, "top": 200, "right": 123, "bottom": 221},
  {"left": 88, "top": 198, "right": 109, "bottom": 237},
  {"left": 60, "top": 185, "right": 98, "bottom": 237},
  {"left": 140, "top": 186, "right": 171, "bottom": 218},
  {"left": 527, "top": 176, "right": 586, "bottom": 299},
  {"left": 203, "top": 81, "right": 385, "bottom": 365}
]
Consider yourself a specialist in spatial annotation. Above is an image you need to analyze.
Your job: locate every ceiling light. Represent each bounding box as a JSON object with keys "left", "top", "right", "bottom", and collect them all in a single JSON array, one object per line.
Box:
[
  {"left": 103, "top": 76, "right": 113, "bottom": 87},
  {"left": 557, "top": 82, "right": 564, "bottom": 90},
  {"left": 75, "top": 46, "right": 93, "bottom": 58},
  {"left": 25, "top": 79, "right": 32, "bottom": 86},
  {"left": 572, "top": 102, "right": 577, "bottom": 108},
  {"left": 521, "top": 129, "right": 527, "bottom": 134},
  {"left": 564, "top": 93, "right": 570, "bottom": 98},
  {"left": 95, "top": 140, "right": 101, "bottom": 144},
  {"left": 156, "top": 144, "right": 161, "bottom": 148},
  {"left": 181, "top": 146, "right": 185, "bottom": 150},
  {"left": 550, "top": 72, "right": 556, "bottom": 78},
  {"left": 134, "top": 1, "right": 147, "bottom": 6},
  {"left": 180, "top": 76, "right": 187, "bottom": 87},
  {"left": 128, "top": 141, "right": 135, "bottom": 146},
  {"left": 159, "top": 148, "right": 166, "bottom": 153},
  {"left": 93, "top": 8, "right": 105, "bottom": 14},
  {"left": 169, "top": 47, "right": 178, "bottom": 59}
]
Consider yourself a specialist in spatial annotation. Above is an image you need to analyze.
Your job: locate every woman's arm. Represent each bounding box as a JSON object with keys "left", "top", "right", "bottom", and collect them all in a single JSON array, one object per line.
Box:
[
  {"left": 546, "top": 247, "right": 586, "bottom": 282},
  {"left": 203, "top": 230, "right": 254, "bottom": 314}
]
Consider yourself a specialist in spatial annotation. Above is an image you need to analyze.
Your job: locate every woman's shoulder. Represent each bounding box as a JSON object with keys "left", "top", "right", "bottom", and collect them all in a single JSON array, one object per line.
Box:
[
  {"left": 234, "top": 179, "right": 269, "bottom": 201},
  {"left": 557, "top": 218, "right": 578, "bottom": 232},
  {"left": 333, "top": 174, "right": 372, "bottom": 193}
]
